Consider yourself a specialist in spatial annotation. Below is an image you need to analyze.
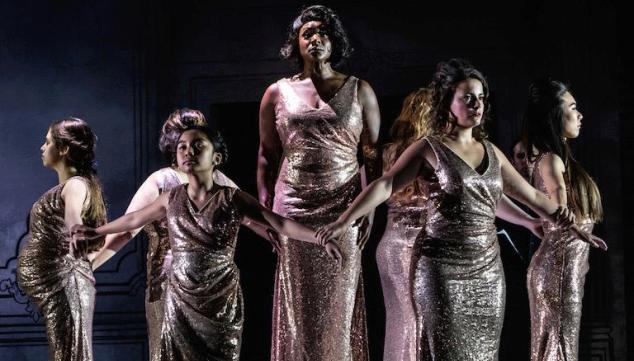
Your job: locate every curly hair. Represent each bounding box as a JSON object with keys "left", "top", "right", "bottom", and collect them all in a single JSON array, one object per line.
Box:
[
  {"left": 279, "top": 5, "right": 352, "bottom": 69},
  {"left": 159, "top": 108, "right": 207, "bottom": 157},
  {"left": 428, "top": 58, "right": 490, "bottom": 140},
  {"left": 49, "top": 117, "right": 107, "bottom": 249},
  {"left": 521, "top": 79, "right": 603, "bottom": 221},
  {"left": 178, "top": 125, "right": 229, "bottom": 167},
  {"left": 384, "top": 87, "right": 433, "bottom": 203}
]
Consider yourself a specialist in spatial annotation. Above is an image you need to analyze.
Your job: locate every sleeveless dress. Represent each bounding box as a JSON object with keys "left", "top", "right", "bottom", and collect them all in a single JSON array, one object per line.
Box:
[
  {"left": 17, "top": 176, "right": 97, "bottom": 361},
  {"left": 143, "top": 167, "right": 237, "bottom": 359},
  {"left": 375, "top": 145, "right": 427, "bottom": 361},
  {"left": 527, "top": 154, "right": 593, "bottom": 361},
  {"left": 412, "top": 136, "right": 505, "bottom": 360},
  {"left": 271, "top": 76, "right": 369, "bottom": 361},
  {"left": 154, "top": 184, "right": 243, "bottom": 361}
]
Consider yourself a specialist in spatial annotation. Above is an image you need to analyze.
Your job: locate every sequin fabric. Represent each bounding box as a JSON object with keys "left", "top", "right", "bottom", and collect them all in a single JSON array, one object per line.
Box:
[
  {"left": 153, "top": 184, "right": 243, "bottom": 361},
  {"left": 527, "top": 154, "right": 593, "bottom": 361},
  {"left": 271, "top": 76, "right": 369, "bottom": 361},
  {"left": 412, "top": 136, "right": 504, "bottom": 361},
  {"left": 376, "top": 146, "right": 427, "bottom": 361},
  {"left": 143, "top": 167, "right": 237, "bottom": 359},
  {"left": 17, "top": 177, "right": 96, "bottom": 361}
]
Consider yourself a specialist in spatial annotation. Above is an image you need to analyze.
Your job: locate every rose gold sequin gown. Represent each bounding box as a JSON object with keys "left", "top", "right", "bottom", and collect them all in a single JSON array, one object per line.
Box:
[
  {"left": 375, "top": 146, "right": 427, "bottom": 361},
  {"left": 154, "top": 184, "right": 243, "bottom": 361},
  {"left": 17, "top": 177, "right": 97, "bottom": 361},
  {"left": 527, "top": 154, "right": 593, "bottom": 361},
  {"left": 271, "top": 76, "right": 369, "bottom": 361},
  {"left": 143, "top": 167, "right": 236, "bottom": 359},
  {"left": 412, "top": 136, "right": 505, "bottom": 361}
]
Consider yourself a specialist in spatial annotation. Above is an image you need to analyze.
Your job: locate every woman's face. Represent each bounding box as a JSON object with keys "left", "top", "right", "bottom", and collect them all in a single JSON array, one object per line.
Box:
[
  {"left": 298, "top": 21, "right": 332, "bottom": 64},
  {"left": 176, "top": 129, "right": 221, "bottom": 174},
  {"left": 449, "top": 78, "right": 485, "bottom": 129},
  {"left": 560, "top": 91, "right": 583, "bottom": 139},
  {"left": 40, "top": 129, "right": 63, "bottom": 168}
]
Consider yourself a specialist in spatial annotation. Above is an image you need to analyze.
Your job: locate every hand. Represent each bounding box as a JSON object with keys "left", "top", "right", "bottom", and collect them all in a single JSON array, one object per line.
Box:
[
  {"left": 70, "top": 224, "right": 101, "bottom": 258},
  {"left": 324, "top": 240, "right": 343, "bottom": 266},
  {"left": 266, "top": 229, "right": 282, "bottom": 254},
  {"left": 527, "top": 218, "right": 544, "bottom": 239},
  {"left": 571, "top": 225, "right": 608, "bottom": 251},
  {"left": 356, "top": 213, "right": 374, "bottom": 249},
  {"left": 553, "top": 206, "right": 575, "bottom": 228},
  {"left": 316, "top": 220, "right": 351, "bottom": 245}
]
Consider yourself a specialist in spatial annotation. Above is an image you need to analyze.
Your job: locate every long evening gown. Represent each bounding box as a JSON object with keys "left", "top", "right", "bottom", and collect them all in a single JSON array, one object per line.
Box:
[
  {"left": 527, "top": 153, "right": 593, "bottom": 361},
  {"left": 271, "top": 76, "right": 369, "bottom": 361},
  {"left": 412, "top": 136, "right": 505, "bottom": 361},
  {"left": 17, "top": 176, "right": 97, "bottom": 361},
  {"left": 143, "top": 167, "right": 236, "bottom": 359},
  {"left": 154, "top": 184, "right": 243, "bottom": 361},
  {"left": 375, "top": 146, "right": 427, "bottom": 361}
]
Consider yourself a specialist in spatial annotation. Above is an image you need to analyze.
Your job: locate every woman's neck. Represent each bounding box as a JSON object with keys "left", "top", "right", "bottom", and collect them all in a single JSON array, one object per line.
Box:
[
  {"left": 186, "top": 170, "right": 215, "bottom": 194},
  {"left": 445, "top": 125, "right": 475, "bottom": 145},
  {"left": 301, "top": 61, "right": 335, "bottom": 80},
  {"left": 55, "top": 164, "right": 77, "bottom": 184}
]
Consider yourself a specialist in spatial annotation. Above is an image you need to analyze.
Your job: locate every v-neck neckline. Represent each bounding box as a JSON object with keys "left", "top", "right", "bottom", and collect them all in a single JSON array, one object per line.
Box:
[
  {"left": 288, "top": 75, "right": 351, "bottom": 110},
  {"left": 437, "top": 138, "right": 491, "bottom": 176},
  {"left": 185, "top": 184, "right": 223, "bottom": 215}
]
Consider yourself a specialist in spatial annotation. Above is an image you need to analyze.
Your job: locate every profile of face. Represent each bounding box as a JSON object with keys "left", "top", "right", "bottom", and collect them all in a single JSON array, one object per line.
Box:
[
  {"left": 40, "top": 129, "right": 64, "bottom": 168},
  {"left": 449, "top": 78, "right": 485, "bottom": 128},
  {"left": 176, "top": 129, "right": 222, "bottom": 174},
  {"left": 560, "top": 91, "right": 583, "bottom": 139},
  {"left": 298, "top": 21, "right": 332, "bottom": 63}
]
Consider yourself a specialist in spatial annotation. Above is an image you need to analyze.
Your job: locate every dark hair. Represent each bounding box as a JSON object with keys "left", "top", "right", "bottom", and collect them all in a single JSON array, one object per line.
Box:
[
  {"left": 521, "top": 79, "right": 603, "bottom": 221},
  {"left": 178, "top": 125, "right": 229, "bottom": 167},
  {"left": 279, "top": 5, "right": 352, "bottom": 69},
  {"left": 49, "top": 117, "right": 107, "bottom": 247},
  {"left": 159, "top": 108, "right": 207, "bottom": 157},
  {"left": 428, "top": 58, "right": 490, "bottom": 140}
]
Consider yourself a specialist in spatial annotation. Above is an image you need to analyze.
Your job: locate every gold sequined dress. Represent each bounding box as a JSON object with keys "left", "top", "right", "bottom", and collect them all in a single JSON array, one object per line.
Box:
[
  {"left": 17, "top": 177, "right": 97, "bottom": 361},
  {"left": 154, "top": 184, "right": 243, "bottom": 361},
  {"left": 271, "top": 76, "right": 369, "bottom": 361},
  {"left": 375, "top": 146, "right": 427, "bottom": 361},
  {"left": 412, "top": 136, "right": 505, "bottom": 361},
  {"left": 143, "top": 168, "right": 237, "bottom": 360},
  {"left": 527, "top": 153, "right": 593, "bottom": 361}
]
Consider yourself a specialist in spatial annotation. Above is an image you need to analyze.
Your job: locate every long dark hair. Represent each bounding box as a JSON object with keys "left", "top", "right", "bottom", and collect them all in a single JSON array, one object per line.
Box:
[
  {"left": 521, "top": 79, "right": 603, "bottom": 221},
  {"left": 49, "top": 117, "right": 108, "bottom": 234},
  {"left": 428, "top": 58, "right": 490, "bottom": 141}
]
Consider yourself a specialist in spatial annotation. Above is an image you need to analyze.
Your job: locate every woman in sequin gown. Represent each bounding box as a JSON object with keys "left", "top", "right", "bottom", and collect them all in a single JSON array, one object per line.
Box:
[
  {"left": 257, "top": 5, "right": 380, "bottom": 361},
  {"left": 377, "top": 88, "right": 431, "bottom": 361},
  {"left": 89, "top": 109, "right": 240, "bottom": 358},
  {"left": 522, "top": 80, "right": 605, "bottom": 361},
  {"left": 17, "top": 118, "right": 108, "bottom": 361},
  {"left": 74, "top": 126, "right": 342, "bottom": 361},
  {"left": 318, "top": 59, "right": 606, "bottom": 361}
]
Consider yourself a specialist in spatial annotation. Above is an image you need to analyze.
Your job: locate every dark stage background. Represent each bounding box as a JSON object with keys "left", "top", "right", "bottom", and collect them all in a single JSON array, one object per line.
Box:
[{"left": 0, "top": 1, "right": 631, "bottom": 360}]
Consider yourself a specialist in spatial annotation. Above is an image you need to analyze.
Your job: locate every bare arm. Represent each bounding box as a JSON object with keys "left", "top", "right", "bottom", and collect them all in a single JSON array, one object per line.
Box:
[
  {"left": 61, "top": 178, "right": 92, "bottom": 257},
  {"left": 317, "top": 139, "right": 435, "bottom": 243},
  {"left": 493, "top": 145, "right": 606, "bottom": 249},
  {"left": 235, "top": 190, "right": 317, "bottom": 244},
  {"left": 235, "top": 190, "right": 342, "bottom": 261},
  {"left": 496, "top": 195, "right": 543, "bottom": 239},
  {"left": 257, "top": 83, "right": 282, "bottom": 208},
  {"left": 358, "top": 79, "right": 381, "bottom": 186},
  {"left": 91, "top": 172, "right": 161, "bottom": 269},
  {"left": 73, "top": 192, "right": 168, "bottom": 241}
]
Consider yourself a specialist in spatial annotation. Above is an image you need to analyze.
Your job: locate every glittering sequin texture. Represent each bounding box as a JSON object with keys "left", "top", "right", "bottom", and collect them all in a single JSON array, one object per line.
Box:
[
  {"left": 153, "top": 184, "right": 243, "bottom": 361},
  {"left": 412, "top": 136, "right": 504, "bottom": 360},
  {"left": 144, "top": 168, "right": 237, "bottom": 359},
  {"left": 375, "top": 146, "right": 427, "bottom": 361},
  {"left": 527, "top": 154, "right": 593, "bottom": 361},
  {"left": 271, "top": 76, "right": 369, "bottom": 361},
  {"left": 17, "top": 177, "right": 97, "bottom": 361}
]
